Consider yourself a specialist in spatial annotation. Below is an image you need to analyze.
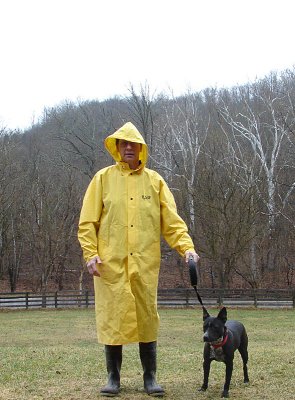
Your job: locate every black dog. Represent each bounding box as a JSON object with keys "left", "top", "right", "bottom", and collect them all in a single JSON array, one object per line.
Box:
[{"left": 199, "top": 307, "right": 249, "bottom": 398}]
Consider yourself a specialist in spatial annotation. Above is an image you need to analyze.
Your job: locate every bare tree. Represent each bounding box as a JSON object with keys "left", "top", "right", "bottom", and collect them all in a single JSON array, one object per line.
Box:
[
  {"left": 217, "top": 75, "right": 295, "bottom": 270},
  {"left": 0, "top": 129, "right": 25, "bottom": 291},
  {"left": 194, "top": 126, "right": 259, "bottom": 288},
  {"left": 154, "top": 93, "right": 209, "bottom": 237},
  {"left": 126, "top": 83, "right": 161, "bottom": 164},
  {"left": 45, "top": 100, "right": 112, "bottom": 179}
]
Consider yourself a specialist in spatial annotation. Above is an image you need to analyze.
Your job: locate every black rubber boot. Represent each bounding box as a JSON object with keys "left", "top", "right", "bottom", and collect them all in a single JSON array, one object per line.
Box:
[
  {"left": 139, "top": 342, "right": 164, "bottom": 397},
  {"left": 100, "top": 345, "right": 122, "bottom": 397}
]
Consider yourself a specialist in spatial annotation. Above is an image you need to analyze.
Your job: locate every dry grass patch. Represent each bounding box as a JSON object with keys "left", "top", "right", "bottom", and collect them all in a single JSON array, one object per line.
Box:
[{"left": 0, "top": 307, "right": 294, "bottom": 399}]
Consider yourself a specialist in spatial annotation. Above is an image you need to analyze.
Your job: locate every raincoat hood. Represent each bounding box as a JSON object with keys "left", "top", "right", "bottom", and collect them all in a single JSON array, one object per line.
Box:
[{"left": 104, "top": 122, "right": 148, "bottom": 166}]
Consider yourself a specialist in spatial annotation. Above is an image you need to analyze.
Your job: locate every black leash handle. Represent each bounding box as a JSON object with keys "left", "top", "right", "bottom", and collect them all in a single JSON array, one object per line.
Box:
[
  {"left": 188, "top": 256, "right": 198, "bottom": 286},
  {"left": 188, "top": 256, "right": 204, "bottom": 307}
]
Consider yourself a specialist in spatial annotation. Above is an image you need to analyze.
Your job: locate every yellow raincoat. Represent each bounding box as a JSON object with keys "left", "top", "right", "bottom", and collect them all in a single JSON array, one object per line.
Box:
[{"left": 78, "top": 122, "right": 195, "bottom": 345}]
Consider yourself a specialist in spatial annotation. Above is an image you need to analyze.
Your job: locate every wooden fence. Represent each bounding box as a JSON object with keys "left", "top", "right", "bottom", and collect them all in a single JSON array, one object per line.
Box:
[{"left": 0, "top": 288, "right": 294, "bottom": 309}]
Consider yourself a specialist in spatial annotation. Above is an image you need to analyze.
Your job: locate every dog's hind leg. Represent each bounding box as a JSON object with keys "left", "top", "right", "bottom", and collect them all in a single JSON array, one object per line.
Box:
[
  {"left": 239, "top": 348, "right": 249, "bottom": 383},
  {"left": 238, "top": 334, "right": 249, "bottom": 383}
]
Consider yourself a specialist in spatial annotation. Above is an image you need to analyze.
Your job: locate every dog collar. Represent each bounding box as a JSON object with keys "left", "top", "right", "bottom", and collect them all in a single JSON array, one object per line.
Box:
[{"left": 211, "top": 330, "right": 228, "bottom": 349}]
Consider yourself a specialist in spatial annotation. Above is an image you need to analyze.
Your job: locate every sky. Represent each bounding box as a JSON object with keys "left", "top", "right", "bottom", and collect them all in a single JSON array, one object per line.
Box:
[{"left": 0, "top": 0, "right": 295, "bottom": 131}]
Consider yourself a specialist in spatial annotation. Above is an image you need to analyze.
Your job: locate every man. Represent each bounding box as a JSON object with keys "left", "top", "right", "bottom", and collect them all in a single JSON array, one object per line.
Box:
[{"left": 78, "top": 122, "right": 199, "bottom": 397}]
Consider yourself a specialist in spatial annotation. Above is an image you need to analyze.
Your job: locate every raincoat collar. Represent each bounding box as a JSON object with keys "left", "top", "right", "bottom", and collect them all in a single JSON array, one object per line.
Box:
[
  {"left": 118, "top": 160, "right": 144, "bottom": 174},
  {"left": 104, "top": 122, "right": 148, "bottom": 167}
]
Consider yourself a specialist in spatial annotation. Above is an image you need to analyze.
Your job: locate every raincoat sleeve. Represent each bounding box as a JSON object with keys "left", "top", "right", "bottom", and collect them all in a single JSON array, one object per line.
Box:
[
  {"left": 78, "top": 173, "right": 103, "bottom": 262},
  {"left": 159, "top": 178, "right": 195, "bottom": 257}
]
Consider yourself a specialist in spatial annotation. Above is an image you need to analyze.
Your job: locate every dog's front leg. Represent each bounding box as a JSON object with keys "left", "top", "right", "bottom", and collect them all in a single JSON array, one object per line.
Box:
[
  {"left": 199, "top": 358, "right": 211, "bottom": 392},
  {"left": 222, "top": 359, "right": 233, "bottom": 398}
]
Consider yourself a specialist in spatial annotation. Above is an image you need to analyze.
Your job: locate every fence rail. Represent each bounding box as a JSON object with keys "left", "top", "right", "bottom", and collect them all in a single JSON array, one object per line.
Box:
[{"left": 0, "top": 288, "right": 294, "bottom": 309}]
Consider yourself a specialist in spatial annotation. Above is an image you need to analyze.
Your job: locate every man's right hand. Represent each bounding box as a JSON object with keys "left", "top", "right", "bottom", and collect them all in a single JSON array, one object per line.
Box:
[{"left": 86, "top": 256, "right": 102, "bottom": 277}]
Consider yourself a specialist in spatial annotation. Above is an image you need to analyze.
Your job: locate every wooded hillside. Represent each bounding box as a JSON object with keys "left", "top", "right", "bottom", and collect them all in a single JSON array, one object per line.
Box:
[{"left": 1, "top": 70, "right": 295, "bottom": 292}]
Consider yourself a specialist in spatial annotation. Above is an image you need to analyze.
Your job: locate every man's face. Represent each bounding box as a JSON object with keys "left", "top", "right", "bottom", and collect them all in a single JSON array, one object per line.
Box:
[{"left": 117, "top": 140, "right": 141, "bottom": 169}]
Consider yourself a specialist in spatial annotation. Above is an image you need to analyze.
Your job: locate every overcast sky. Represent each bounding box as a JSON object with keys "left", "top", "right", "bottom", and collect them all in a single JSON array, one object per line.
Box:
[{"left": 1, "top": 0, "right": 294, "bottom": 131}]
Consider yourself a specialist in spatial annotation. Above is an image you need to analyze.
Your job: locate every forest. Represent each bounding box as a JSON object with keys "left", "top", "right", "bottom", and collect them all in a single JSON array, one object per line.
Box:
[{"left": 0, "top": 68, "right": 294, "bottom": 292}]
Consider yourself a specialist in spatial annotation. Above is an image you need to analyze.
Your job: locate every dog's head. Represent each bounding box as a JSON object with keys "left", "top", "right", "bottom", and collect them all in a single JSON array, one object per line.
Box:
[{"left": 202, "top": 307, "right": 227, "bottom": 344}]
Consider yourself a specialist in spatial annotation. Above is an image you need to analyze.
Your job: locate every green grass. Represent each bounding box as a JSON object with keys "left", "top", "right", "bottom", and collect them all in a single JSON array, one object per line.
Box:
[{"left": 0, "top": 307, "right": 294, "bottom": 399}]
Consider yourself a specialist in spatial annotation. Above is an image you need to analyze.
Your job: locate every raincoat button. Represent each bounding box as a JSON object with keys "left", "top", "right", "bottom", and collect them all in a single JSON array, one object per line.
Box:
[
  {"left": 130, "top": 197, "right": 133, "bottom": 200},
  {"left": 131, "top": 225, "right": 133, "bottom": 227},
  {"left": 130, "top": 253, "right": 133, "bottom": 255}
]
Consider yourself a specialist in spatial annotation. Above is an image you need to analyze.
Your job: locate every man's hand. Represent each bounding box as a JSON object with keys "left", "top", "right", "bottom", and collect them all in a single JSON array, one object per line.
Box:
[
  {"left": 86, "top": 256, "right": 102, "bottom": 277},
  {"left": 185, "top": 250, "right": 200, "bottom": 264}
]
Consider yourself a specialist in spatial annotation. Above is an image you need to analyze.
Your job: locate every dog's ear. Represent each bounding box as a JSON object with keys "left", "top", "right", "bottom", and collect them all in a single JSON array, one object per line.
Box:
[
  {"left": 217, "top": 307, "right": 227, "bottom": 323},
  {"left": 202, "top": 307, "right": 210, "bottom": 321}
]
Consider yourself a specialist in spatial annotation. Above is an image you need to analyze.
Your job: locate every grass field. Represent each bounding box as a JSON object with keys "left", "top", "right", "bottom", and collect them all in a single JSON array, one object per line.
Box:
[{"left": 0, "top": 307, "right": 294, "bottom": 399}]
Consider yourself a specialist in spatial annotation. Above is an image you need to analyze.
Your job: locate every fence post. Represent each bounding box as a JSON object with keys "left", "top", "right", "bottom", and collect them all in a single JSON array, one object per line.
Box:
[
  {"left": 185, "top": 289, "right": 189, "bottom": 306},
  {"left": 218, "top": 289, "right": 223, "bottom": 306},
  {"left": 42, "top": 293, "right": 46, "bottom": 308},
  {"left": 253, "top": 290, "right": 257, "bottom": 308},
  {"left": 86, "top": 290, "right": 89, "bottom": 308},
  {"left": 292, "top": 290, "right": 295, "bottom": 309},
  {"left": 55, "top": 292, "right": 58, "bottom": 308},
  {"left": 26, "top": 292, "right": 29, "bottom": 309}
]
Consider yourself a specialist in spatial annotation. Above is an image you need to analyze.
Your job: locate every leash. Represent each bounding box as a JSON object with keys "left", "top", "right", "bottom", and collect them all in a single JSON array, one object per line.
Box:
[
  {"left": 188, "top": 256, "right": 205, "bottom": 308},
  {"left": 188, "top": 258, "right": 229, "bottom": 350},
  {"left": 188, "top": 258, "right": 230, "bottom": 349}
]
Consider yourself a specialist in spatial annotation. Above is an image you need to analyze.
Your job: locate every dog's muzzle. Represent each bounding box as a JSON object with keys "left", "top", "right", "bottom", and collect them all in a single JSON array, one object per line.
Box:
[{"left": 203, "top": 334, "right": 223, "bottom": 344}]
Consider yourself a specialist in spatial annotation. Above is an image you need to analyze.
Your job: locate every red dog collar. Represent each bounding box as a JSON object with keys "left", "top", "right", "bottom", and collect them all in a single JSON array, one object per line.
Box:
[{"left": 211, "top": 331, "right": 229, "bottom": 349}]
